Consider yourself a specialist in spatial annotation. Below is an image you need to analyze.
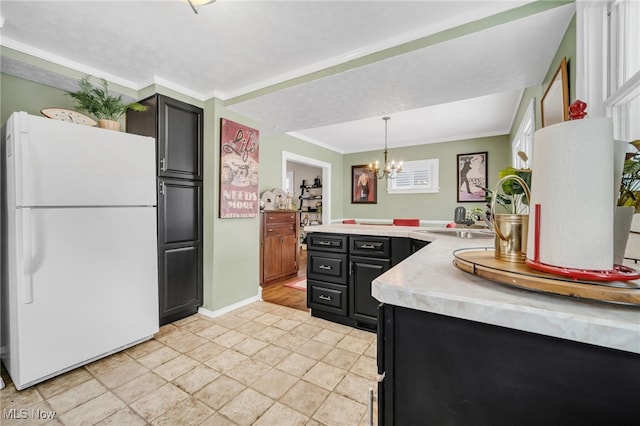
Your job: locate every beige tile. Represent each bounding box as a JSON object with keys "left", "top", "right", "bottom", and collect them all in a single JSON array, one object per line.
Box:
[
  {"left": 173, "top": 365, "right": 220, "bottom": 394},
  {"left": 153, "top": 354, "right": 199, "bottom": 381},
  {"left": 312, "top": 329, "right": 346, "bottom": 346},
  {"left": 204, "top": 349, "right": 248, "bottom": 373},
  {"left": 275, "top": 353, "right": 317, "bottom": 378},
  {"left": 295, "top": 339, "right": 333, "bottom": 360},
  {"left": 199, "top": 412, "right": 238, "bottom": 426},
  {"left": 250, "top": 301, "right": 281, "bottom": 313},
  {"left": 273, "top": 333, "right": 309, "bottom": 351},
  {"left": 1, "top": 382, "right": 42, "bottom": 409},
  {"left": 250, "top": 368, "right": 298, "bottom": 399},
  {"left": 151, "top": 397, "right": 214, "bottom": 426},
  {"left": 213, "top": 330, "right": 248, "bottom": 348},
  {"left": 335, "top": 373, "right": 376, "bottom": 405},
  {"left": 350, "top": 356, "right": 378, "bottom": 380},
  {"left": 280, "top": 309, "right": 310, "bottom": 322},
  {"left": 94, "top": 408, "right": 146, "bottom": 426},
  {"left": 320, "top": 321, "right": 354, "bottom": 334},
  {"left": 252, "top": 326, "right": 287, "bottom": 343},
  {"left": 113, "top": 372, "right": 166, "bottom": 405},
  {"left": 218, "top": 388, "right": 274, "bottom": 425},
  {"left": 290, "top": 323, "right": 322, "bottom": 339},
  {"left": 196, "top": 324, "right": 230, "bottom": 340},
  {"left": 336, "top": 335, "right": 371, "bottom": 355},
  {"left": 214, "top": 314, "right": 250, "bottom": 330},
  {"left": 252, "top": 344, "right": 292, "bottom": 367},
  {"left": 305, "top": 419, "right": 323, "bottom": 426},
  {"left": 163, "top": 332, "right": 208, "bottom": 353},
  {"left": 349, "top": 328, "right": 376, "bottom": 341},
  {"left": 36, "top": 368, "right": 92, "bottom": 399},
  {"left": 322, "top": 348, "right": 360, "bottom": 371},
  {"left": 137, "top": 346, "right": 181, "bottom": 369},
  {"left": 226, "top": 358, "right": 271, "bottom": 385},
  {"left": 254, "top": 312, "right": 281, "bottom": 325},
  {"left": 155, "top": 323, "right": 178, "bottom": 340},
  {"left": 124, "top": 339, "right": 165, "bottom": 360},
  {"left": 154, "top": 326, "right": 191, "bottom": 345},
  {"left": 312, "top": 392, "right": 366, "bottom": 426},
  {"left": 235, "top": 320, "right": 268, "bottom": 335},
  {"left": 194, "top": 376, "right": 245, "bottom": 410},
  {"left": 60, "top": 392, "right": 125, "bottom": 426},
  {"left": 180, "top": 318, "right": 215, "bottom": 334},
  {"left": 46, "top": 378, "right": 106, "bottom": 414},
  {"left": 85, "top": 352, "right": 131, "bottom": 376},
  {"left": 280, "top": 380, "right": 329, "bottom": 417},
  {"left": 95, "top": 360, "right": 148, "bottom": 389},
  {"left": 303, "top": 362, "right": 347, "bottom": 391},
  {"left": 173, "top": 315, "right": 199, "bottom": 327},
  {"left": 364, "top": 341, "right": 377, "bottom": 359},
  {"left": 272, "top": 318, "right": 302, "bottom": 331},
  {"left": 1, "top": 400, "right": 56, "bottom": 426},
  {"left": 235, "top": 307, "right": 266, "bottom": 320},
  {"left": 232, "top": 337, "right": 268, "bottom": 356},
  {"left": 130, "top": 383, "right": 188, "bottom": 421},
  {"left": 186, "top": 341, "right": 226, "bottom": 362},
  {"left": 253, "top": 402, "right": 308, "bottom": 426}
]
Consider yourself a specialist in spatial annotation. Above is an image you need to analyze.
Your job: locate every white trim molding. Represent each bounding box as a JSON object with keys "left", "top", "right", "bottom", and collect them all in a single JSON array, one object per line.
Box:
[{"left": 282, "top": 151, "right": 332, "bottom": 226}]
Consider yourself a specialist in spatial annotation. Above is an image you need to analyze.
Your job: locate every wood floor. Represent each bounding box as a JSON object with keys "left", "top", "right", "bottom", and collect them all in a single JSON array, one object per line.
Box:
[{"left": 261, "top": 249, "right": 308, "bottom": 311}]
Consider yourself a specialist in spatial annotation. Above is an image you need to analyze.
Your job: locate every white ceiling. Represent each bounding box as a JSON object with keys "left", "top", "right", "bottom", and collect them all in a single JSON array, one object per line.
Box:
[{"left": 0, "top": 0, "right": 575, "bottom": 153}]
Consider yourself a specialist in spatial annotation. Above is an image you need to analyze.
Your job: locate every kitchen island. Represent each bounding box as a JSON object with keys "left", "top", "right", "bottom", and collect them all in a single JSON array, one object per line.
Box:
[{"left": 307, "top": 224, "right": 640, "bottom": 425}]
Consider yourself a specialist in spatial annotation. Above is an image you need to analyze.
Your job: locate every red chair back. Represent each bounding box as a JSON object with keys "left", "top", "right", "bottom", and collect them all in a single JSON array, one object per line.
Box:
[
  {"left": 393, "top": 218, "right": 420, "bottom": 227},
  {"left": 342, "top": 219, "right": 357, "bottom": 224}
]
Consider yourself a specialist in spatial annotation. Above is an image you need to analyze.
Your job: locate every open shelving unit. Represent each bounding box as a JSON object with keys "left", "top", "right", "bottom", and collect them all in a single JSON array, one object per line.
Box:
[{"left": 298, "top": 184, "right": 322, "bottom": 245}]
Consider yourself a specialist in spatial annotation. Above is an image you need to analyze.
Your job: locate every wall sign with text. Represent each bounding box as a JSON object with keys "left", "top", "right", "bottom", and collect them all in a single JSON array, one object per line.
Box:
[{"left": 220, "top": 118, "right": 259, "bottom": 218}]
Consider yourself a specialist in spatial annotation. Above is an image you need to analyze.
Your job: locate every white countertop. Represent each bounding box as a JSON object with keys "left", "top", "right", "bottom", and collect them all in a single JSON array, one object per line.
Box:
[{"left": 306, "top": 224, "right": 640, "bottom": 354}]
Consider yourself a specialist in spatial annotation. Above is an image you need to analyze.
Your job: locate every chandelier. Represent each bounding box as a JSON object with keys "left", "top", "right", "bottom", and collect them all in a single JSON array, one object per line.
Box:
[{"left": 368, "top": 117, "right": 403, "bottom": 179}]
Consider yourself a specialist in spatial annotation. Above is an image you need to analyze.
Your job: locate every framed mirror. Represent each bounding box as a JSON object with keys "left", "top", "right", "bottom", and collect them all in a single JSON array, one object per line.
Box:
[{"left": 541, "top": 57, "right": 569, "bottom": 127}]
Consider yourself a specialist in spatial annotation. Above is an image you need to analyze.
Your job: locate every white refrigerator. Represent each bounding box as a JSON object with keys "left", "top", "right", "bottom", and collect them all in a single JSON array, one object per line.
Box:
[{"left": 1, "top": 112, "right": 159, "bottom": 390}]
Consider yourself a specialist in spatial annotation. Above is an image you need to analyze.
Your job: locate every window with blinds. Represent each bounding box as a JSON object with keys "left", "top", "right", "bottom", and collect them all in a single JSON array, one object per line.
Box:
[{"left": 387, "top": 159, "right": 439, "bottom": 194}]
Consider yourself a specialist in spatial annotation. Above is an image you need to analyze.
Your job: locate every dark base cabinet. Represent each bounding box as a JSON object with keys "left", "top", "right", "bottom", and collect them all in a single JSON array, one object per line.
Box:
[
  {"left": 307, "top": 233, "right": 413, "bottom": 331},
  {"left": 378, "top": 304, "right": 640, "bottom": 426}
]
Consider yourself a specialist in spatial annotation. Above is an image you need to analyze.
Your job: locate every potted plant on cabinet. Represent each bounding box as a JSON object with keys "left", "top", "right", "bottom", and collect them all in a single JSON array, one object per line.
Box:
[
  {"left": 67, "top": 75, "right": 147, "bottom": 131},
  {"left": 615, "top": 139, "right": 640, "bottom": 263}
]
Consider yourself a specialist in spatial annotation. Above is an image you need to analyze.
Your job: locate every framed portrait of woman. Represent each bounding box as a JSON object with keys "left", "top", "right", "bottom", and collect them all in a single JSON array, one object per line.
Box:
[
  {"left": 352, "top": 165, "right": 377, "bottom": 204},
  {"left": 456, "top": 152, "right": 487, "bottom": 202}
]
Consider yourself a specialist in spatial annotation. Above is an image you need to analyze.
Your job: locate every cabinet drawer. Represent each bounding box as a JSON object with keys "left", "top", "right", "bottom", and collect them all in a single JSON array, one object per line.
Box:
[
  {"left": 307, "top": 233, "right": 348, "bottom": 253},
  {"left": 308, "top": 280, "right": 347, "bottom": 316},
  {"left": 350, "top": 236, "right": 390, "bottom": 258},
  {"left": 307, "top": 251, "right": 348, "bottom": 284},
  {"left": 264, "top": 211, "right": 297, "bottom": 224},
  {"left": 264, "top": 223, "right": 295, "bottom": 236}
]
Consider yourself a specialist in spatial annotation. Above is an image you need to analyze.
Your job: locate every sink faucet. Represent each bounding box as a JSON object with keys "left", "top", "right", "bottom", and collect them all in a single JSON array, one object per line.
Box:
[{"left": 454, "top": 207, "right": 492, "bottom": 228}]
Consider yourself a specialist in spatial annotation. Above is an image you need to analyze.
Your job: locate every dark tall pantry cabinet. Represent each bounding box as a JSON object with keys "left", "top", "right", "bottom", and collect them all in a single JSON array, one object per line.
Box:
[{"left": 127, "top": 94, "right": 203, "bottom": 326}]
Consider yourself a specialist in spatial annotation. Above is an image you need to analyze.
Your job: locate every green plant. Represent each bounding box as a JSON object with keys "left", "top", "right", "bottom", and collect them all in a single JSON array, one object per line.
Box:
[
  {"left": 618, "top": 139, "right": 640, "bottom": 213},
  {"left": 67, "top": 75, "right": 147, "bottom": 121},
  {"left": 484, "top": 152, "right": 532, "bottom": 215}
]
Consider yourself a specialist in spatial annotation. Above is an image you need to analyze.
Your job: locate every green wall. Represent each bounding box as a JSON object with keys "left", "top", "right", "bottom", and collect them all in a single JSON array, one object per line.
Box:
[{"left": 343, "top": 135, "right": 511, "bottom": 222}]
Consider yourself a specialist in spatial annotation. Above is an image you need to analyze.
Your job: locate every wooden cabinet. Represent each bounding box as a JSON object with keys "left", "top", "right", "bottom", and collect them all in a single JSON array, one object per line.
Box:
[
  {"left": 260, "top": 211, "right": 299, "bottom": 285},
  {"left": 378, "top": 304, "right": 640, "bottom": 426},
  {"left": 127, "top": 94, "right": 203, "bottom": 326},
  {"left": 127, "top": 94, "right": 203, "bottom": 181}
]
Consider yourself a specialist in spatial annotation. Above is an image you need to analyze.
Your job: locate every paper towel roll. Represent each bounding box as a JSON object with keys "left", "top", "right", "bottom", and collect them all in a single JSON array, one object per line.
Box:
[{"left": 527, "top": 118, "right": 614, "bottom": 270}]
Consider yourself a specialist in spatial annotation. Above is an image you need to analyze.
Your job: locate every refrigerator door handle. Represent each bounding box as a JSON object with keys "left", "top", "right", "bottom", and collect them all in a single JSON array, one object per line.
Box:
[{"left": 20, "top": 208, "right": 35, "bottom": 304}]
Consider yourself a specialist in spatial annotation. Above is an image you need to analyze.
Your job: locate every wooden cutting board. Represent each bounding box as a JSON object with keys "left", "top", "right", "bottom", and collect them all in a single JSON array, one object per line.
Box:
[{"left": 453, "top": 249, "right": 640, "bottom": 306}]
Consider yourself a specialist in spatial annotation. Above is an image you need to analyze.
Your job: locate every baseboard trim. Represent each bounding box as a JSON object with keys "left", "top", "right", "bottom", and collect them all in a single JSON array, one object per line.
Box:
[{"left": 198, "top": 294, "right": 261, "bottom": 319}]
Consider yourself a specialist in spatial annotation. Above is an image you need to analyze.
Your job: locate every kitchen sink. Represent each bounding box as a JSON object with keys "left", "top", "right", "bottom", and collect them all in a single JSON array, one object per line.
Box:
[{"left": 420, "top": 228, "right": 494, "bottom": 239}]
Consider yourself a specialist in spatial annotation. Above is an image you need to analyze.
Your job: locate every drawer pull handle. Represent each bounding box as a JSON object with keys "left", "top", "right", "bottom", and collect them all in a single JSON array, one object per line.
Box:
[
  {"left": 360, "top": 244, "right": 377, "bottom": 249},
  {"left": 318, "top": 265, "right": 332, "bottom": 270},
  {"left": 317, "top": 241, "right": 332, "bottom": 246},
  {"left": 319, "top": 294, "right": 332, "bottom": 301},
  {"left": 268, "top": 229, "right": 273, "bottom": 232}
]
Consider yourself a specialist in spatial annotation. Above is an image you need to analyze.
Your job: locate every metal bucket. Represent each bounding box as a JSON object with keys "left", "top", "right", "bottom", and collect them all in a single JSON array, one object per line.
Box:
[
  {"left": 494, "top": 214, "right": 529, "bottom": 262},
  {"left": 491, "top": 175, "right": 531, "bottom": 263}
]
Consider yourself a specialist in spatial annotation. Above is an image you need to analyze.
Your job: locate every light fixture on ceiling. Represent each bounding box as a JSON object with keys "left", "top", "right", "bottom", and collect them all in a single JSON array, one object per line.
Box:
[
  {"left": 187, "top": 0, "right": 215, "bottom": 14},
  {"left": 369, "top": 117, "right": 403, "bottom": 179}
]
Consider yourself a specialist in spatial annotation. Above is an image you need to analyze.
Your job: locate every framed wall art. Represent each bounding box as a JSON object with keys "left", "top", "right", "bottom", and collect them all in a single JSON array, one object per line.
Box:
[
  {"left": 351, "top": 165, "right": 377, "bottom": 204},
  {"left": 457, "top": 152, "right": 487, "bottom": 202},
  {"left": 219, "top": 118, "right": 260, "bottom": 218}
]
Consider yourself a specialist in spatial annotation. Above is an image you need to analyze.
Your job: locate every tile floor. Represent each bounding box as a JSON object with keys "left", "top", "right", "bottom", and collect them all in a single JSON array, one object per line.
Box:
[{"left": 1, "top": 301, "right": 378, "bottom": 426}]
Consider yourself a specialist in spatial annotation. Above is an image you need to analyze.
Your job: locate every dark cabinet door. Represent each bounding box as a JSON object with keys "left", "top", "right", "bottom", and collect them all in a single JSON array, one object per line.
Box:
[
  {"left": 157, "top": 178, "right": 202, "bottom": 325},
  {"left": 157, "top": 96, "right": 203, "bottom": 180},
  {"left": 350, "top": 256, "right": 390, "bottom": 324}
]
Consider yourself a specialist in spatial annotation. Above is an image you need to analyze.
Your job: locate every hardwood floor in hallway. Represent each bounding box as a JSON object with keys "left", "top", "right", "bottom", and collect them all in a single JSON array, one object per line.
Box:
[{"left": 261, "top": 249, "right": 308, "bottom": 312}]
